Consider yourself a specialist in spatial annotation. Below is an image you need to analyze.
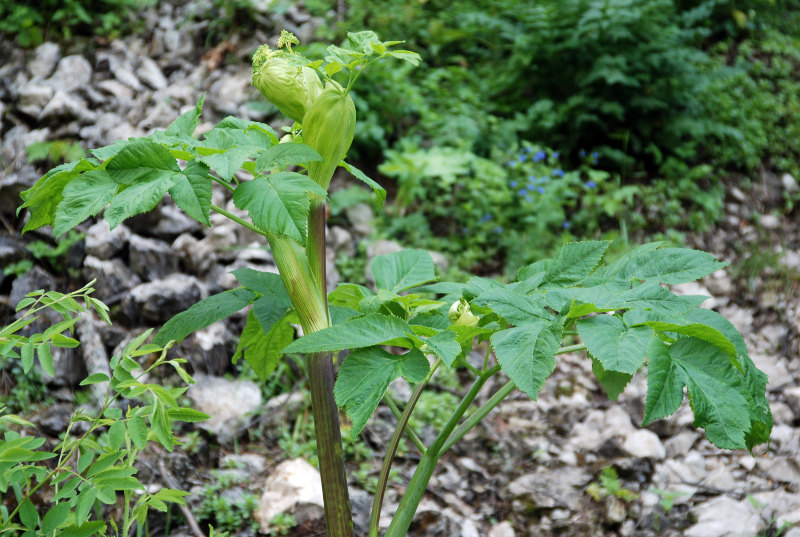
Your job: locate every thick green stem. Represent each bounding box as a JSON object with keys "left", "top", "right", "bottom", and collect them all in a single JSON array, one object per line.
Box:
[
  {"left": 368, "top": 360, "right": 440, "bottom": 537},
  {"left": 306, "top": 197, "right": 329, "bottom": 318},
  {"left": 308, "top": 351, "right": 354, "bottom": 537},
  {"left": 383, "top": 365, "right": 500, "bottom": 537}
]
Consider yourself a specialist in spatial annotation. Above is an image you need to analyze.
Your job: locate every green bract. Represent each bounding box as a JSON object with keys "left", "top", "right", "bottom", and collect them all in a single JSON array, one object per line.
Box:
[
  {"left": 252, "top": 44, "right": 323, "bottom": 124},
  {"left": 303, "top": 82, "right": 356, "bottom": 189}
]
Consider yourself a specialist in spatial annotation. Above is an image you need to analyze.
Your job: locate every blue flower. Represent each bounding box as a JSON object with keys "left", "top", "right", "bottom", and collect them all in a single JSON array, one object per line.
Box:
[
  {"left": 524, "top": 146, "right": 532, "bottom": 154},
  {"left": 528, "top": 175, "right": 537, "bottom": 184},
  {"left": 525, "top": 194, "right": 533, "bottom": 203},
  {"left": 592, "top": 152, "right": 599, "bottom": 164},
  {"left": 493, "top": 226, "right": 504, "bottom": 234},
  {"left": 518, "top": 188, "right": 528, "bottom": 196},
  {"left": 579, "top": 149, "right": 586, "bottom": 158},
  {"left": 510, "top": 180, "right": 518, "bottom": 188},
  {"left": 585, "top": 180, "right": 597, "bottom": 189},
  {"left": 533, "top": 150, "right": 547, "bottom": 162},
  {"left": 553, "top": 152, "right": 560, "bottom": 160},
  {"left": 552, "top": 168, "right": 564, "bottom": 177},
  {"left": 507, "top": 160, "right": 517, "bottom": 168},
  {"left": 481, "top": 213, "right": 492, "bottom": 222},
  {"left": 519, "top": 154, "right": 527, "bottom": 163},
  {"left": 536, "top": 186, "right": 545, "bottom": 194},
  {"left": 562, "top": 221, "right": 571, "bottom": 229}
]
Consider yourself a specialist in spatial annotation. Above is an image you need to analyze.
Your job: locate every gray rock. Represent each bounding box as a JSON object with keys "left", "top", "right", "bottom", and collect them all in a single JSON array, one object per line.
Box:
[
  {"left": 85, "top": 221, "right": 130, "bottom": 260},
  {"left": 122, "top": 274, "right": 206, "bottom": 324},
  {"left": 220, "top": 452, "right": 266, "bottom": 475},
  {"left": 188, "top": 373, "right": 262, "bottom": 442},
  {"left": 751, "top": 352, "right": 792, "bottom": 390},
  {"left": 139, "top": 98, "right": 177, "bottom": 130},
  {"left": 782, "top": 173, "right": 799, "bottom": 193},
  {"left": 45, "top": 55, "right": 92, "bottom": 92},
  {"left": 253, "top": 459, "right": 324, "bottom": 533},
  {"left": 77, "top": 313, "right": 111, "bottom": 402},
  {"left": 755, "top": 456, "right": 800, "bottom": 484},
  {"left": 10, "top": 265, "right": 55, "bottom": 308},
  {"left": 39, "top": 91, "right": 96, "bottom": 123},
  {"left": 129, "top": 234, "right": 179, "bottom": 281},
  {"left": 261, "top": 392, "right": 307, "bottom": 429},
  {"left": 488, "top": 521, "right": 516, "bottom": 537},
  {"left": 28, "top": 42, "right": 61, "bottom": 79},
  {"left": 82, "top": 256, "right": 141, "bottom": 303},
  {"left": 346, "top": 202, "right": 376, "bottom": 235},
  {"left": 701, "top": 465, "right": 737, "bottom": 491},
  {"left": 506, "top": 467, "right": 591, "bottom": 511},
  {"left": 17, "top": 83, "right": 54, "bottom": 117},
  {"left": 780, "top": 249, "right": 800, "bottom": 271},
  {"left": 621, "top": 429, "right": 666, "bottom": 459},
  {"left": 0, "top": 164, "right": 40, "bottom": 215},
  {"left": 785, "top": 386, "right": 800, "bottom": 418},
  {"left": 759, "top": 213, "right": 781, "bottom": 229},
  {"left": 686, "top": 496, "right": 761, "bottom": 537},
  {"left": 137, "top": 57, "right": 168, "bottom": 90},
  {"left": 96, "top": 79, "right": 136, "bottom": 102},
  {"left": 172, "top": 233, "right": 218, "bottom": 275},
  {"left": 176, "top": 321, "right": 230, "bottom": 375},
  {"left": 328, "top": 225, "right": 355, "bottom": 257},
  {"left": 461, "top": 518, "right": 481, "bottom": 537}
]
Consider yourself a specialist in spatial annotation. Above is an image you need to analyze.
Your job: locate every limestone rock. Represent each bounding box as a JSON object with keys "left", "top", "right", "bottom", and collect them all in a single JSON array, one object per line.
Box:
[
  {"left": 187, "top": 373, "right": 262, "bottom": 442},
  {"left": 254, "top": 459, "right": 324, "bottom": 533},
  {"left": 28, "top": 42, "right": 61, "bottom": 79},
  {"left": 45, "top": 55, "right": 92, "bottom": 92},
  {"left": 129, "top": 234, "right": 179, "bottom": 281},
  {"left": 82, "top": 256, "right": 141, "bottom": 303},
  {"left": 686, "top": 496, "right": 761, "bottom": 537}
]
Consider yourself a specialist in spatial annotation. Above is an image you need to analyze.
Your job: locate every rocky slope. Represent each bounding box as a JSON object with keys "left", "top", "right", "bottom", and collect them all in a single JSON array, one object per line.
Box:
[{"left": 0, "top": 3, "right": 799, "bottom": 537}]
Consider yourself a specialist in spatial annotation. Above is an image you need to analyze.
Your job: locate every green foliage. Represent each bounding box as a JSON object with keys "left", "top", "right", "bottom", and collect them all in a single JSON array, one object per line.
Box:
[
  {"left": 0, "top": 0, "right": 155, "bottom": 47},
  {"left": 313, "top": 244, "right": 770, "bottom": 451},
  {"left": 27, "top": 140, "right": 86, "bottom": 166},
  {"left": 586, "top": 467, "right": 639, "bottom": 503},
  {"left": 193, "top": 470, "right": 260, "bottom": 534},
  {"left": 268, "top": 512, "right": 298, "bottom": 536},
  {"left": 0, "top": 284, "right": 205, "bottom": 537}
]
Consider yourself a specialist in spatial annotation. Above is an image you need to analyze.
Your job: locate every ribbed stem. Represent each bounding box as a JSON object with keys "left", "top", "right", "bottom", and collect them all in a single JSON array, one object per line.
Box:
[
  {"left": 308, "top": 351, "right": 354, "bottom": 537},
  {"left": 306, "top": 197, "right": 329, "bottom": 317}
]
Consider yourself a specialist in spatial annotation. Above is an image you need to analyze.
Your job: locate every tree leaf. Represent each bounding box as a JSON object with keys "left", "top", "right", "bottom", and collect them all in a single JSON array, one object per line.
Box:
[
  {"left": 41, "top": 503, "right": 71, "bottom": 534},
  {"left": 577, "top": 315, "right": 653, "bottom": 374},
  {"left": 591, "top": 358, "right": 633, "bottom": 400},
  {"left": 370, "top": 249, "right": 436, "bottom": 293},
  {"left": 254, "top": 143, "right": 322, "bottom": 173},
  {"left": 491, "top": 320, "right": 561, "bottom": 400},
  {"left": 232, "top": 172, "right": 328, "bottom": 244},
  {"left": 19, "top": 499, "right": 38, "bottom": 530},
  {"left": 54, "top": 169, "right": 118, "bottom": 237},
  {"left": 541, "top": 240, "right": 609, "bottom": 288},
  {"left": 105, "top": 174, "right": 178, "bottom": 229},
  {"left": 472, "top": 286, "right": 549, "bottom": 325},
  {"left": 283, "top": 313, "right": 412, "bottom": 354},
  {"left": 232, "top": 268, "right": 291, "bottom": 331},
  {"left": 80, "top": 373, "right": 110, "bottom": 386},
  {"left": 424, "top": 329, "right": 461, "bottom": 367},
  {"left": 167, "top": 407, "right": 210, "bottom": 422},
  {"left": 128, "top": 415, "right": 148, "bottom": 450},
  {"left": 169, "top": 159, "right": 212, "bottom": 226},
  {"left": 340, "top": 161, "right": 386, "bottom": 210},
  {"left": 611, "top": 247, "right": 727, "bottom": 284},
  {"left": 154, "top": 288, "right": 256, "bottom": 346},
  {"left": 20, "top": 158, "right": 97, "bottom": 232},
  {"left": 76, "top": 488, "right": 98, "bottom": 524},
  {"left": 645, "top": 337, "right": 751, "bottom": 449},
  {"left": 151, "top": 402, "right": 174, "bottom": 452},
  {"left": 37, "top": 343, "right": 54, "bottom": 376},
  {"left": 233, "top": 310, "right": 294, "bottom": 382},
  {"left": 105, "top": 139, "right": 181, "bottom": 186},
  {"left": 60, "top": 521, "right": 106, "bottom": 537},
  {"left": 334, "top": 346, "right": 429, "bottom": 438}
]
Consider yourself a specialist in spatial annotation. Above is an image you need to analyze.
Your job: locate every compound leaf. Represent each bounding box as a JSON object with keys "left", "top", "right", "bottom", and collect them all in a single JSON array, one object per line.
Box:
[
  {"left": 169, "top": 159, "right": 212, "bottom": 226},
  {"left": 232, "top": 172, "right": 328, "bottom": 244},
  {"left": 542, "top": 240, "right": 609, "bottom": 288},
  {"left": 54, "top": 169, "right": 118, "bottom": 237},
  {"left": 283, "top": 313, "right": 412, "bottom": 354},
  {"left": 491, "top": 320, "right": 561, "bottom": 400},
  {"left": 334, "top": 346, "right": 429, "bottom": 437},
  {"left": 577, "top": 315, "right": 653, "bottom": 374},
  {"left": 341, "top": 161, "right": 386, "bottom": 210},
  {"left": 254, "top": 142, "right": 321, "bottom": 173},
  {"left": 370, "top": 249, "right": 436, "bottom": 293},
  {"left": 611, "top": 247, "right": 726, "bottom": 284}
]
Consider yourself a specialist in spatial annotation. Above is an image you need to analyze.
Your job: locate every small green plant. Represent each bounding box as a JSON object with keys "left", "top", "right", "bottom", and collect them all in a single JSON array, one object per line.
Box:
[
  {"left": 268, "top": 512, "right": 298, "bottom": 536},
  {"left": 0, "top": 0, "right": 155, "bottom": 46},
  {"left": 586, "top": 466, "right": 639, "bottom": 503},
  {"left": 193, "top": 471, "right": 260, "bottom": 534},
  {"left": 27, "top": 140, "right": 86, "bottom": 167},
  {"left": 0, "top": 281, "right": 209, "bottom": 537},
  {"left": 16, "top": 30, "right": 772, "bottom": 537},
  {"left": 650, "top": 487, "right": 690, "bottom": 512}
]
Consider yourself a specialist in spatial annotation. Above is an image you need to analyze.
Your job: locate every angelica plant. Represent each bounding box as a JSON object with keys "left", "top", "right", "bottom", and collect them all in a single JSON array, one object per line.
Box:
[{"left": 16, "top": 31, "right": 771, "bottom": 537}]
